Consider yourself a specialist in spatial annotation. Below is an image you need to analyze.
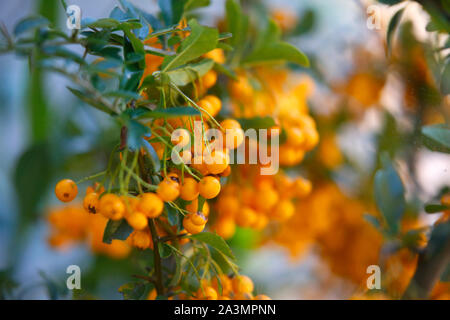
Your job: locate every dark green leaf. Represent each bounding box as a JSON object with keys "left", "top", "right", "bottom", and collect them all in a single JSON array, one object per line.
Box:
[
  {"left": 225, "top": 0, "right": 247, "bottom": 49},
  {"left": 14, "top": 16, "right": 49, "bottom": 36},
  {"left": 189, "top": 232, "right": 235, "bottom": 260},
  {"left": 363, "top": 213, "right": 382, "bottom": 231},
  {"left": 102, "top": 219, "right": 134, "bottom": 244},
  {"left": 374, "top": 155, "right": 405, "bottom": 234},
  {"left": 422, "top": 124, "right": 450, "bottom": 153},
  {"left": 127, "top": 119, "right": 151, "bottom": 151},
  {"left": 158, "top": 242, "right": 173, "bottom": 258},
  {"left": 377, "top": 0, "right": 404, "bottom": 4},
  {"left": 161, "top": 19, "right": 218, "bottom": 71},
  {"left": 13, "top": 143, "right": 52, "bottom": 224},
  {"left": 440, "top": 61, "right": 450, "bottom": 95},
  {"left": 386, "top": 8, "right": 404, "bottom": 55},
  {"left": 425, "top": 203, "right": 450, "bottom": 214},
  {"left": 159, "top": 0, "right": 186, "bottom": 26},
  {"left": 104, "top": 90, "right": 141, "bottom": 100},
  {"left": 141, "top": 138, "right": 161, "bottom": 173},
  {"left": 137, "top": 106, "right": 200, "bottom": 119},
  {"left": 165, "top": 203, "right": 179, "bottom": 226}
]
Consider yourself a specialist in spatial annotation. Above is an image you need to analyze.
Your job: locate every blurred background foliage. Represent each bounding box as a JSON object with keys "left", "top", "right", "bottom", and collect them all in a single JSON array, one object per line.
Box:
[{"left": 0, "top": 0, "right": 449, "bottom": 299}]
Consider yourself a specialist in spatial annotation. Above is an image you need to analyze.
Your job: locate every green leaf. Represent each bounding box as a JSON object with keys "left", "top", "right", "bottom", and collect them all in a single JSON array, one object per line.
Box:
[
  {"left": 237, "top": 116, "right": 276, "bottom": 131},
  {"left": 165, "top": 203, "right": 179, "bottom": 226},
  {"left": 424, "top": 203, "right": 450, "bottom": 214},
  {"left": 85, "top": 18, "right": 120, "bottom": 29},
  {"left": 185, "top": 0, "right": 210, "bottom": 12},
  {"left": 189, "top": 232, "right": 235, "bottom": 260},
  {"left": 126, "top": 119, "right": 151, "bottom": 151},
  {"left": 102, "top": 219, "right": 133, "bottom": 244},
  {"left": 159, "top": 0, "right": 187, "bottom": 26},
  {"left": 374, "top": 155, "right": 405, "bottom": 235},
  {"left": 166, "top": 59, "right": 214, "bottom": 86},
  {"left": 104, "top": 90, "right": 141, "bottom": 100},
  {"left": 161, "top": 19, "right": 218, "bottom": 71},
  {"left": 242, "top": 20, "right": 309, "bottom": 67},
  {"left": 118, "top": 282, "right": 146, "bottom": 300},
  {"left": 158, "top": 242, "right": 173, "bottom": 258},
  {"left": 141, "top": 138, "right": 161, "bottom": 173},
  {"left": 440, "top": 61, "right": 450, "bottom": 95},
  {"left": 225, "top": 0, "right": 247, "bottom": 49},
  {"left": 14, "top": 16, "right": 49, "bottom": 36},
  {"left": 137, "top": 106, "right": 200, "bottom": 119},
  {"left": 386, "top": 8, "right": 404, "bottom": 55},
  {"left": 421, "top": 124, "right": 450, "bottom": 153},
  {"left": 67, "top": 87, "right": 115, "bottom": 115},
  {"left": 377, "top": 0, "right": 404, "bottom": 4},
  {"left": 363, "top": 213, "right": 382, "bottom": 231},
  {"left": 13, "top": 143, "right": 52, "bottom": 224}
]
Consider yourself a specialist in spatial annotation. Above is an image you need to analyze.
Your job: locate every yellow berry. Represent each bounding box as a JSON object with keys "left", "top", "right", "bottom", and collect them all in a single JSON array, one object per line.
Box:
[
  {"left": 205, "top": 150, "right": 229, "bottom": 175},
  {"left": 99, "top": 194, "right": 125, "bottom": 220},
  {"left": 55, "top": 179, "right": 78, "bottom": 202},
  {"left": 156, "top": 179, "right": 180, "bottom": 202},
  {"left": 180, "top": 177, "right": 199, "bottom": 201},
  {"left": 138, "top": 193, "right": 164, "bottom": 218},
  {"left": 198, "top": 176, "right": 221, "bottom": 199},
  {"left": 126, "top": 211, "right": 148, "bottom": 230},
  {"left": 83, "top": 192, "right": 99, "bottom": 214},
  {"left": 232, "top": 275, "right": 254, "bottom": 294}
]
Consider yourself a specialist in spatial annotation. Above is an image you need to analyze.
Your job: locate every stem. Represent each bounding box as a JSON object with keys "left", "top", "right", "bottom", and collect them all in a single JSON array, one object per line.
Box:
[{"left": 149, "top": 218, "right": 164, "bottom": 295}]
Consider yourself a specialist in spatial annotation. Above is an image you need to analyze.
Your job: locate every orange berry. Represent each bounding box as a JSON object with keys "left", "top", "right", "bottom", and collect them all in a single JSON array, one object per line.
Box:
[
  {"left": 232, "top": 275, "right": 254, "bottom": 294},
  {"left": 126, "top": 211, "right": 148, "bottom": 230},
  {"left": 198, "top": 99, "right": 216, "bottom": 118},
  {"left": 254, "top": 185, "right": 279, "bottom": 211},
  {"left": 220, "top": 165, "right": 231, "bottom": 177},
  {"left": 198, "top": 176, "right": 221, "bottom": 199},
  {"left": 130, "top": 229, "right": 152, "bottom": 249},
  {"left": 186, "top": 199, "right": 210, "bottom": 216},
  {"left": 183, "top": 215, "right": 205, "bottom": 234},
  {"left": 190, "top": 211, "right": 208, "bottom": 226},
  {"left": 138, "top": 193, "right": 164, "bottom": 218},
  {"left": 198, "top": 286, "right": 218, "bottom": 300},
  {"left": 157, "top": 179, "right": 180, "bottom": 202},
  {"left": 254, "top": 294, "right": 271, "bottom": 300},
  {"left": 201, "top": 70, "right": 217, "bottom": 88},
  {"left": 286, "top": 127, "right": 305, "bottom": 147},
  {"left": 203, "top": 95, "right": 222, "bottom": 116},
  {"left": 83, "top": 192, "right": 99, "bottom": 214},
  {"left": 55, "top": 179, "right": 78, "bottom": 202},
  {"left": 205, "top": 150, "right": 229, "bottom": 174},
  {"left": 204, "top": 48, "right": 225, "bottom": 64},
  {"left": 191, "top": 155, "right": 209, "bottom": 175},
  {"left": 180, "top": 177, "right": 199, "bottom": 201},
  {"left": 221, "top": 119, "right": 244, "bottom": 149},
  {"left": 212, "top": 275, "right": 233, "bottom": 296},
  {"left": 99, "top": 194, "right": 125, "bottom": 220},
  {"left": 235, "top": 207, "right": 257, "bottom": 228},
  {"left": 213, "top": 217, "right": 236, "bottom": 239},
  {"left": 294, "top": 177, "right": 312, "bottom": 197},
  {"left": 147, "top": 288, "right": 157, "bottom": 300},
  {"left": 271, "top": 200, "right": 295, "bottom": 221}
]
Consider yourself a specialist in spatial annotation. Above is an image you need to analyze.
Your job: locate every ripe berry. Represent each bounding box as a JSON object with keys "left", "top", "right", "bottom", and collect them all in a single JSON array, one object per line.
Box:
[
  {"left": 198, "top": 176, "right": 221, "bottom": 199},
  {"left": 126, "top": 211, "right": 148, "bottom": 230},
  {"left": 157, "top": 179, "right": 180, "bottom": 202},
  {"left": 190, "top": 211, "right": 208, "bottom": 226},
  {"left": 203, "top": 95, "right": 222, "bottom": 116},
  {"left": 99, "top": 194, "right": 125, "bottom": 220},
  {"left": 198, "top": 99, "right": 215, "bottom": 118},
  {"left": 186, "top": 199, "right": 210, "bottom": 216},
  {"left": 205, "top": 150, "right": 229, "bottom": 175},
  {"left": 201, "top": 70, "right": 217, "bottom": 89},
  {"left": 221, "top": 119, "right": 244, "bottom": 149},
  {"left": 232, "top": 275, "right": 254, "bottom": 294},
  {"left": 198, "top": 286, "right": 218, "bottom": 300},
  {"left": 130, "top": 229, "right": 152, "bottom": 249},
  {"left": 183, "top": 214, "right": 206, "bottom": 234},
  {"left": 138, "top": 193, "right": 164, "bottom": 218},
  {"left": 83, "top": 192, "right": 99, "bottom": 214},
  {"left": 235, "top": 207, "right": 257, "bottom": 227},
  {"left": 55, "top": 179, "right": 78, "bottom": 202},
  {"left": 271, "top": 200, "right": 295, "bottom": 221},
  {"left": 212, "top": 217, "right": 236, "bottom": 239},
  {"left": 180, "top": 177, "right": 199, "bottom": 201}
]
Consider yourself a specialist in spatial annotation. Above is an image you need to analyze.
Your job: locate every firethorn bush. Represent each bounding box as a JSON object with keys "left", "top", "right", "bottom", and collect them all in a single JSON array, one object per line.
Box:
[{"left": 1, "top": 0, "right": 449, "bottom": 300}]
